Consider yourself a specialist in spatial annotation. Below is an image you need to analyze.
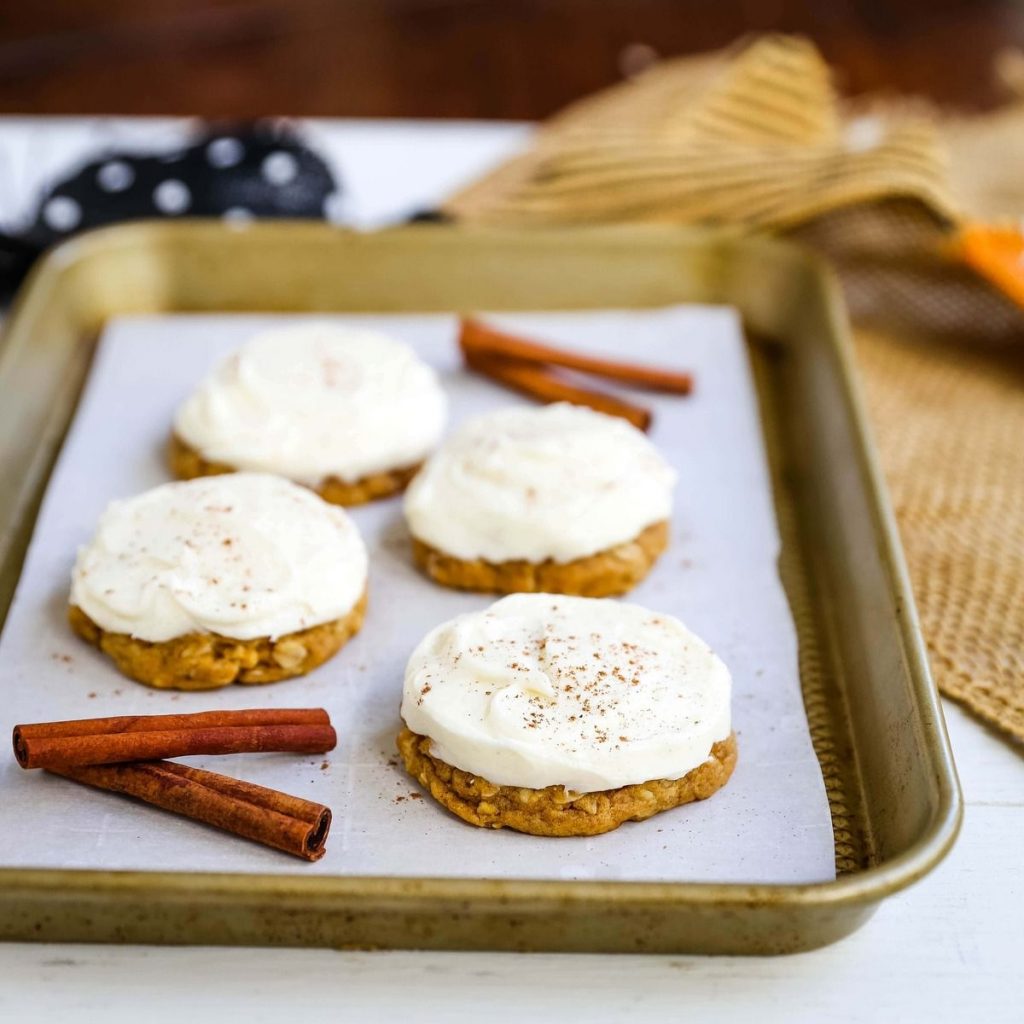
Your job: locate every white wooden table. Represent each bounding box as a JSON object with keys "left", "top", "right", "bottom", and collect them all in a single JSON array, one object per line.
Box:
[{"left": 0, "top": 120, "right": 1020, "bottom": 1023}]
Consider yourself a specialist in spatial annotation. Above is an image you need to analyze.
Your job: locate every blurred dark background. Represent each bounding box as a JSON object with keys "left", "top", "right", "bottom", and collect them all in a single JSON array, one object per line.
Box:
[{"left": 1, "top": 1, "right": 1022, "bottom": 118}]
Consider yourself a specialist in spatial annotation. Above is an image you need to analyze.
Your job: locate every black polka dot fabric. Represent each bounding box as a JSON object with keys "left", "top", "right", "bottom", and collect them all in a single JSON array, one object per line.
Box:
[{"left": 21, "top": 121, "right": 342, "bottom": 252}]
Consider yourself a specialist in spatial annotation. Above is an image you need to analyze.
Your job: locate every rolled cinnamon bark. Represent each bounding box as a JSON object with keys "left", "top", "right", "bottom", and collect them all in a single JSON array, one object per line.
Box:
[
  {"left": 47, "top": 760, "right": 332, "bottom": 861},
  {"left": 463, "top": 350, "right": 653, "bottom": 431},
  {"left": 460, "top": 318, "right": 694, "bottom": 394},
  {"left": 13, "top": 708, "right": 336, "bottom": 770}
]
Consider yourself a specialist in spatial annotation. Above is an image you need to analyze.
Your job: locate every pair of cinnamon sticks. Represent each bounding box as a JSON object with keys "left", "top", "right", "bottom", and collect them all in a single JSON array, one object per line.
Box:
[
  {"left": 459, "top": 318, "right": 693, "bottom": 431},
  {"left": 13, "top": 708, "right": 336, "bottom": 861}
]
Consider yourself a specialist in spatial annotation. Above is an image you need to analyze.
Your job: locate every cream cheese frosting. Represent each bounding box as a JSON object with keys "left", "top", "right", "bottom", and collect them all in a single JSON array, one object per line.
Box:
[
  {"left": 404, "top": 403, "right": 676, "bottom": 563},
  {"left": 71, "top": 473, "right": 368, "bottom": 643},
  {"left": 401, "top": 593, "right": 731, "bottom": 793},
  {"left": 174, "top": 323, "right": 447, "bottom": 485}
]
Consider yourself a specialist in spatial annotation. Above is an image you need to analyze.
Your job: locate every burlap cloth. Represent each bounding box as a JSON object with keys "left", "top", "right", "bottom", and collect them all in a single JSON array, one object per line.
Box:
[{"left": 445, "top": 36, "right": 1024, "bottom": 744}]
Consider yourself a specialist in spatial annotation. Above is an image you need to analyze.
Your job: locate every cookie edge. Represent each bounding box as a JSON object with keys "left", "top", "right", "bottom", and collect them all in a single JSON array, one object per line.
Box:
[
  {"left": 69, "top": 588, "right": 367, "bottom": 690},
  {"left": 397, "top": 726, "right": 737, "bottom": 837},
  {"left": 169, "top": 433, "right": 421, "bottom": 506},
  {"left": 410, "top": 519, "right": 669, "bottom": 597}
]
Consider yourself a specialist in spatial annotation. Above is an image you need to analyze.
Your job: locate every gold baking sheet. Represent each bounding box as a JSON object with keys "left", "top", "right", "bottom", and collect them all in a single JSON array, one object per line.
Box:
[{"left": 0, "top": 222, "right": 960, "bottom": 953}]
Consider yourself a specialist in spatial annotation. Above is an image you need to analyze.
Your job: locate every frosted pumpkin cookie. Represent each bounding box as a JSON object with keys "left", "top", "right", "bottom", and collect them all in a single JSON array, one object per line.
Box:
[
  {"left": 404, "top": 403, "right": 675, "bottom": 597},
  {"left": 398, "top": 593, "right": 735, "bottom": 836},
  {"left": 171, "top": 322, "right": 447, "bottom": 505},
  {"left": 69, "top": 473, "right": 368, "bottom": 690}
]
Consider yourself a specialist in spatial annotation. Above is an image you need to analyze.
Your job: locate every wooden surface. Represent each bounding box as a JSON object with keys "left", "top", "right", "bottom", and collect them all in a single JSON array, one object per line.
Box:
[
  {"left": 1, "top": 1, "right": 1023, "bottom": 118},
  {"left": 0, "top": 119, "right": 1020, "bottom": 1021}
]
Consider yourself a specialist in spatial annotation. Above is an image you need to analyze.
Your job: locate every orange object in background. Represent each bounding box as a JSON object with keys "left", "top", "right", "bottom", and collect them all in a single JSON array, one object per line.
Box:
[{"left": 956, "top": 224, "right": 1024, "bottom": 310}]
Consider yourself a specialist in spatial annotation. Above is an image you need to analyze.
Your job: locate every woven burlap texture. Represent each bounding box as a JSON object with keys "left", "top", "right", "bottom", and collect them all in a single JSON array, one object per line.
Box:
[
  {"left": 857, "top": 328, "right": 1024, "bottom": 740},
  {"left": 447, "top": 35, "right": 1024, "bottom": 743}
]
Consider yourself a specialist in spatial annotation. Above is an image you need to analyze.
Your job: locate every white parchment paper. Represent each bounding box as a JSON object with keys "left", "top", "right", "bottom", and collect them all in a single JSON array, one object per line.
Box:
[{"left": 0, "top": 308, "right": 835, "bottom": 883}]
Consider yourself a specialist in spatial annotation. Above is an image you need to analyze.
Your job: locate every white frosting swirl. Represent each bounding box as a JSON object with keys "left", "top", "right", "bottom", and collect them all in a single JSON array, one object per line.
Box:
[
  {"left": 71, "top": 473, "right": 368, "bottom": 642},
  {"left": 174, "top": 323, "right": 447, "bottom": 485},
  {"left": 401, "top": 593, "right": 731, "bottom": 793},
  {"left": 404, "top": 403, "right": 675, "bottom": 563}
]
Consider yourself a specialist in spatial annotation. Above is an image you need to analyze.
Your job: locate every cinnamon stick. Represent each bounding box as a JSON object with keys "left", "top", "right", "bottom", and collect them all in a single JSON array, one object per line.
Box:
[
  {"left": 464, "top": 349, "right": 652, "bottom": 431},
  {"left": 47, "top": 760, "right": 331, "bottom": 861},
  {"left": 460, "top": 318, "right": 693, "bottom": 394},
  {"left": 13, "top": 708, "right": 336, "bottom": 770}
]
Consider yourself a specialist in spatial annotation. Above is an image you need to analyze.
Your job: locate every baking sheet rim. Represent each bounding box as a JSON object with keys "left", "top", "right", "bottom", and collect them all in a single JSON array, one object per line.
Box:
[{"left": 0, "top": 221, "right": 962, "bottom": 948}]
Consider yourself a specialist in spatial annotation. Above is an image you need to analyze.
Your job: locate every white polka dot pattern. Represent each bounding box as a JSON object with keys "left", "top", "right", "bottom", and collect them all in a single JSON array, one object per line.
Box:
[
  {"left": 42, "top": 196, "right": 81, "bottom": 231},
  {"left": 153, "top": 179, "right": 191, "bottom": 215}
]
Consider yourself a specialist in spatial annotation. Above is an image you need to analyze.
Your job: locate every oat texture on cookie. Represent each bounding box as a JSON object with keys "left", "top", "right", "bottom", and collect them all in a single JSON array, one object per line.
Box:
[
  {"left": 398, "top": 593, "right": 734, "bottom": 835},
  {"left": 404, "top": 403, "right": 676, "bottom": 594},
  {"left": 70, "top": 473, "right": 368, "bottom": 688},
  {"left": 172, "top": 322, "right": 446, "bottom": 501}
]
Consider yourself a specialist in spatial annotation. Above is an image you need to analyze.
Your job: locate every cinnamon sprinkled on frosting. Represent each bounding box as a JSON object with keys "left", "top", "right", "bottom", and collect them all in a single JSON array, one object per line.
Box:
[
  {"left": 400, "top": 593, "right": 731, "bottom": 793},
  {"left": 404, "top": 403, "right": 675, "bottom": 563},
  {"left": 72, "top": 473, "right": 367, "bottom": 642},
  {"left": 174, "top": 322, "right": 447, "bottom": 485}
]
